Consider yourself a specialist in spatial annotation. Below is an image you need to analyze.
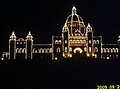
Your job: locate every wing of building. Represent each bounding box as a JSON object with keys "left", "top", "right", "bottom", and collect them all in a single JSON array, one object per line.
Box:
[{"left": 1, "top": 6, "right": 120, "bottom": 60}]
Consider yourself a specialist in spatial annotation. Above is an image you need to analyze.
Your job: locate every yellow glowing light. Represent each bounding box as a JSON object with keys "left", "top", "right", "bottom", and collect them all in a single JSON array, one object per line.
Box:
[
  {"left": 1, "top": 58, "right": 4, "bottom": 60},
  {"left": 84, "top": 47, "right": 87, "bottom": 51},
  {"left": 63, "top": 53, "right": 65, "bottom": 57},
  {"left": 69, "top": 54, "right": 72, "bottom": 58},
  {"left": 74, "top": 48, "right": 83, "bottom": 54},
  {"left": 87, "top": 53, "right": 90, "bottom": 57},
  {"left": 107, "top": 57, "right": 109, "bottom": 59},
  {"left": 55, "top": 57, "right": 58, "bottom": 60},
  {"left": 92, "top": 54, "right": 95, "bottom": 56},
  {"left": 95, "top": 54, "right": 97, "bottom": 58}
]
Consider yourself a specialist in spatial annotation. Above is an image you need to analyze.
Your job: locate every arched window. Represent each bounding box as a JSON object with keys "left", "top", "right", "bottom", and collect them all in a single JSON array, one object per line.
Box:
[
  {"left": 38, "top": 48, "right": 42, "bottom": 53},
  {"left": 83, "top": 40, "right": 86, "bottom": 43},
  {"left": 19, "top": 48, "right": 23, "bottom": 53},
  {"left": 44, "top": 48, "right": 48, "bottom": 53},
  {"left": 116, "top": 48, "right": 119, "bottom": 53},
  {"left": 75, "top": 40, "right": 77, "bottom": 43},
  {"left": 94, "top": 47, "right": 98, "bottom": 52},
  {"left": 112, "top": 48, "right": 116, "bottom": 53},
  {"left": 77, "top": 40, "right": 79, "bottom": 43},
  {"left": 49, "top": 48, "right": 53, "bottom": 53},
  {"left": 16, "top": 48, "right": 19, "bottom": 53},
  {"left": 32, "top": 48, "right": 35, "bottom": 53},
  {"left": 106, "top": 48, "right": 109, "bottom": 53},
  {"left": 35, "top": 50, "right": 38, "bottom": 53},
  {"left": 58, "top": 40, "right": 61, "bottom": 44},
  {"left": 73, "top": 40, "right": 75, "bottom": 43},
  {"left": 55, "top": 40, "right": 58, "bottom": 44},
  {"left": 93, "top": 40, "right": 96, "bottom": 44},
  {"left": 109, "top": 48, "right": 113, "bottom": 53},
  {"left": 96, "top": 40, "right": 99, "bottom": 44},
  {"left": 80, "top": 40, "right": 82, "bottom": 43},
  {"left": 42, "top": 49, "right": 44, "bottom": 53},
  {"left": 102, "top": 48, "right": 106, "bottom": 53},
  {"left": 69, "top": 47, "right": 72, "bottom": 52},
  {"left": 22, "top": 48, "right": 26, "bottom": 53},
  {"left": 56, "top": 47, "right": 61, "bottom": 53}
]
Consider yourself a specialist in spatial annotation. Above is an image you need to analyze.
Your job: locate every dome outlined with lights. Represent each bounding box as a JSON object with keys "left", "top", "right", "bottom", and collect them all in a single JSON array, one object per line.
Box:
[{"left": 65, "top": 6, "right": 84, "bottom": 23}]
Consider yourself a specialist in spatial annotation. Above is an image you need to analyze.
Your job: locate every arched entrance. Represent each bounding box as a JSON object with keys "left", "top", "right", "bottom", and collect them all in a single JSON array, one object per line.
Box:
[
  {"left": 73, "top": 47, "right": 84, "bottom": 59},
  {"left": 74, "top": 48, "right": 83, "bottom": 54}
]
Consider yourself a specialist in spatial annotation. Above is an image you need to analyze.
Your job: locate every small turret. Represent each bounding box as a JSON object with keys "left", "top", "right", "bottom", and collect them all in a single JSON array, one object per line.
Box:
[
  {"left": 26, "top": 31, "right": 33, "bottom": 40},
  {"left": 72, "top": 5, "right": 77, "bottom": 15},
  {"left": 86, "top": 23, "right": 93, "bottom": 32},
  {"left": 9, "top": 31, "right": 16, "bottom": 59},
  {"left": 26, "top": 31, "right": 33, "bottom": 59},
  {"left": 10, "top": 31, "right": 16, "bottom": 40},
  {"left": 62, "top": 23, "right": 69, "bottom": 32}
]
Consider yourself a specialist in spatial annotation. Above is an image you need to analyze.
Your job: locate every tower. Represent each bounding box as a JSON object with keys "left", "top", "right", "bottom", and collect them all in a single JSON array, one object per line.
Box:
[
  {"left": 26, "top": 31, "right": 33, "bottom": 59},
  {"left": 9, "top": 31, "right": 16, "bottom": 59},
  {"left": 86, "top": 23, "right": 93, "bottom": 57},
  {"left": 62, "top": 23, "right": 69, "bottom": 58}
]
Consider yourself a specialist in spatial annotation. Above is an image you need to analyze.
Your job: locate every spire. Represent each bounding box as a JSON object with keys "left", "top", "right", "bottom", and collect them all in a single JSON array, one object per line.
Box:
[
  {"left": 28, "top": 31, "right": 31, "bottom": 36},
  {"left": 88, "top": 23, "right": 91, "bottom": 28},
  {"left": 72, "top": 5, "right": 77, "bottom": 15},
  {"left": 12, "top": 31, "right": 15, "bottom": 35},
  {"left": 87, "top": 23, "right": 92, "bottom": 32},
  {"left": 27, "top": 31, "right": 33, "bottom": 39},
  {"left": 10, "top": 31, "right": 16, "bottom": 39}
]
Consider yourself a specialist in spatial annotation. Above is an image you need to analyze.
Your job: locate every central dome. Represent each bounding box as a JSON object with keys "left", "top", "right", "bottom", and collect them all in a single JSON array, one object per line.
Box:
[{"left": 66, "top": 6, "right": 84, "bottom": 23}]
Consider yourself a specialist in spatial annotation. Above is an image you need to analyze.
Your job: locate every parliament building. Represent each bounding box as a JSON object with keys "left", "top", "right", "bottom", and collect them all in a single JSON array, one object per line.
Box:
[{"left": 2, "top": 6, "right": 120, "bottom": 60}]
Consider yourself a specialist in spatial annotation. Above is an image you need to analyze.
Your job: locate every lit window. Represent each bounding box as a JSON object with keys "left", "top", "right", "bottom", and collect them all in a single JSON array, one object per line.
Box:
[
  {"left": 56, "top": 47, "right": 60, "bottom": 53},
  {"left": 107, "top": 57, "right": 109, "bottom": 59},
  {"left": 112, "top": 48, "right": 116, "bottom": 53},
  {"left": 55, "top": 40, "right": 58, "bottom": 44},
  {"left": 42, "top": 49, "right": 44, "bottom": 53},
  {"left": 89, "top": 47, "right": 91, "bottom": 52},
  {"left": 94, "top": 47, "right": 98, "bottom": 52},
  {"left": 96, "top": 40, "right": 99, "bottom": 44},
  {"left": 89, "top": 40, "right": 91, "bottom": 44},
  {"left": 106, "top": 48, "right": 109, "bottom": 53},
  {"left": 116, "top": 48, "right": 119, "bottom": 53},
  {"left": 116, "top": 55, "right": 118, "bottom": 58},
  {"left": 102, "top": 48, "right": 106, "bottom": 53},
  {"left": 59, "top": 40, "right": 61, "bottom": 44},
  {"left": 87, "top": 53, "right": 90, "bottom": 57},
  {"left": 69, "top": 47, "right": 72, "bottom": 51},
  {"left": 84, "top": 47, "right": 87, "bottom": 51},
  {"left": 95, "top": 54, "right": 97, "bottom": 58},
  {"left": 80, "top": 40, "right": 82, "bottom": 43},
  {"left": 55, "top": 57, "right": 58, "bottom": 60},
  {"left": 65, "top": 47, "right": 67, "bottom": 52},
  {"left": 22, "top": 49, "right": 25, "bottom": 53},
  {"left": 49, "top": 48, "right": 53, "bottom": 53},
  {"left": 45, "top": 49, "right": 48, "bottom": 53},
  {"left": 65, "top": 40, "right": 67, "bottom": 44},
  {"left": 83, "top": 40, "right": 86, "bottom": 43},
  {"left": 38, "top": 49, "right": 42, "bottom": 53},
  {"left": 35, "top": 50, "right": 37, "bottom": 53}
]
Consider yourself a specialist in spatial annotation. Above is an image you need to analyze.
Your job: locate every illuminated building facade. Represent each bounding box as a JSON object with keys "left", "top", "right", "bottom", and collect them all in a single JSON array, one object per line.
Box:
[{"left": 1, "top": 6, "right": 120, "bottom": 60}]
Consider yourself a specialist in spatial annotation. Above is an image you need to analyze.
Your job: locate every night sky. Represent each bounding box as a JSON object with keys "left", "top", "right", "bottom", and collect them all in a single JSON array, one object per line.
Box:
[{"left": 1, "top": 0, "right": 120, "bottom": 53}]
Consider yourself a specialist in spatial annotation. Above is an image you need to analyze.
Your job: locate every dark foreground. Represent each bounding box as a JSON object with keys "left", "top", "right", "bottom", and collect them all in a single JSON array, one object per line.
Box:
[{"left": 1, "top": 58, "right": 120, "bottom": 89}]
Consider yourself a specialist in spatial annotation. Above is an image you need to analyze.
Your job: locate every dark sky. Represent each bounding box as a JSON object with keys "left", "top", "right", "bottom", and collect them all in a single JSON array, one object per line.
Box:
[{"left": 1, "top": 0, "right": 120, "bottom": 53}]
